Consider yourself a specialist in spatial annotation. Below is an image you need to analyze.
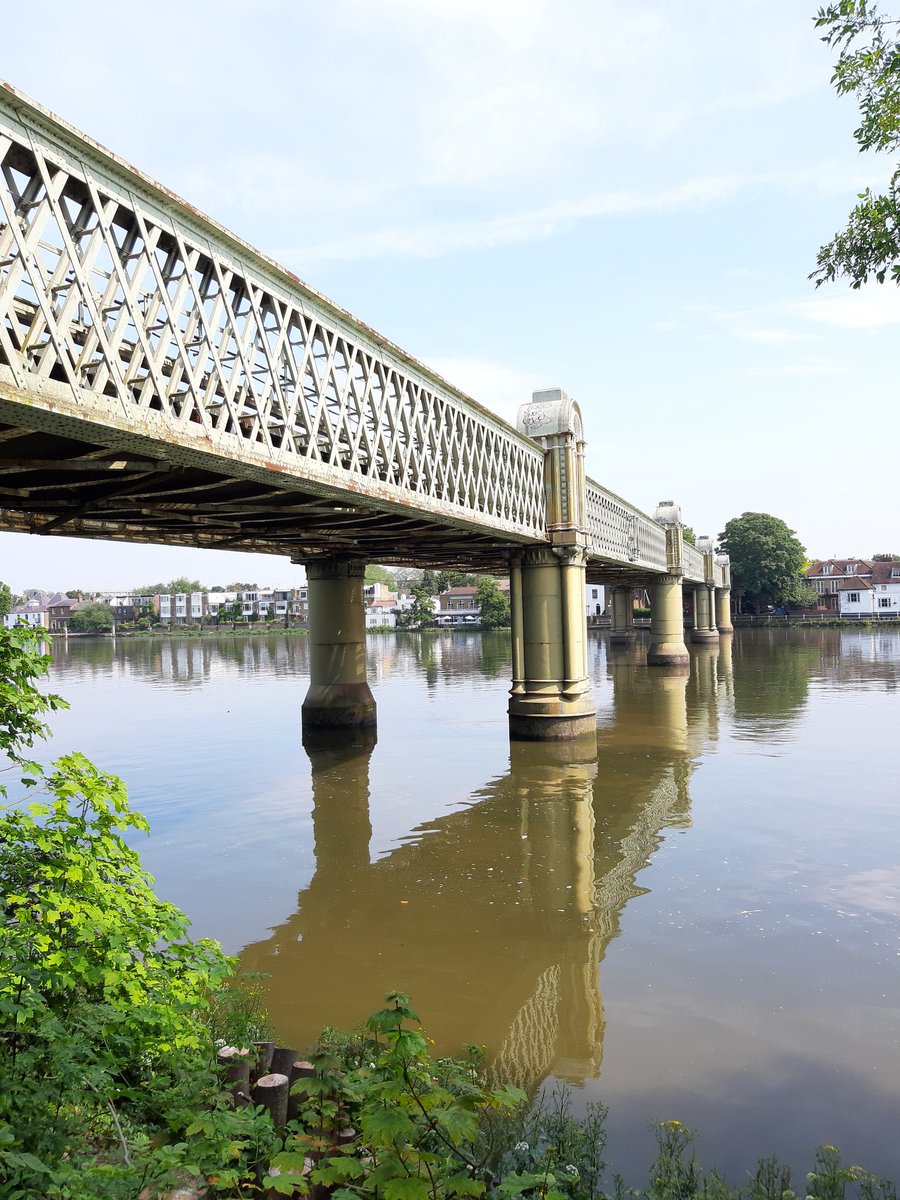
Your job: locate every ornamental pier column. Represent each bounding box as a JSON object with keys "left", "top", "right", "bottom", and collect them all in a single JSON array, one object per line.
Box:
[
  {"left": 715, "top": 553, "right": 734, "bottom": 634},
  {"left": 510, "top": 389, "right": 596, "bottom": 743},
  {"left": 608, "top": 586, "right": 637, "bottom": 644},
  {"left": 297, "top": 559, "right": 376, "bottom": 730},
  {"left": 647, "top": 501, "right": 690, "bottom": 667},
  {"left": 690, "top": 536, "right": 719, "bottom": 644}
]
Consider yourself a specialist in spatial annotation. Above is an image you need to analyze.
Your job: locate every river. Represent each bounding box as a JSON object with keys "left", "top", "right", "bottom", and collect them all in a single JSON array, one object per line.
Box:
[{"left": 39, "top": 626, "right": 900, "bottom": 1183}]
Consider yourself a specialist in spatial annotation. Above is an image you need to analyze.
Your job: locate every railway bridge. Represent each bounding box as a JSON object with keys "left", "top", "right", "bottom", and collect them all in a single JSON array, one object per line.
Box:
[{"left": 0, "top": 82, "right": 732, "bottom": 742}]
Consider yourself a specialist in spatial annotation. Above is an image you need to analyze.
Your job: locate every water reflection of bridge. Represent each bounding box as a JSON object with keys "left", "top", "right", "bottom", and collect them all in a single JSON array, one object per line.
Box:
[{"left": 240, "top": 638, "right": 735, "bottom": 1091}]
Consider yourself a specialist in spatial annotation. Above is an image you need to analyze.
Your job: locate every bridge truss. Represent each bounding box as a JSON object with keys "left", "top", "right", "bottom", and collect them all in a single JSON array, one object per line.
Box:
[{"left": 0, "top": 82, "right": 717, "bottom": 585}]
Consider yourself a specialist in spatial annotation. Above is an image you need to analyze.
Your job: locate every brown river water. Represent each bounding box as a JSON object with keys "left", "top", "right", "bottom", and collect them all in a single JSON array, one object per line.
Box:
[{"left": 41, "top": 626, "right": 900, "bottom": 1182}]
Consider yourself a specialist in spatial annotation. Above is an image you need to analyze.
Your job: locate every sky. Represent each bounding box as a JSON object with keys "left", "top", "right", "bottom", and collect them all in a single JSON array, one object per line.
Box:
[{"left": 2, "top": 0, "right": 897, "bottom": 593}]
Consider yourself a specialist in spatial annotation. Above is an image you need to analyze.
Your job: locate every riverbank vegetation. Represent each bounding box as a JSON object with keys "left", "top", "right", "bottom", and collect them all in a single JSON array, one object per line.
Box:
[{"left": 1, "top": 626, "right": 897, "bottom": 1198}]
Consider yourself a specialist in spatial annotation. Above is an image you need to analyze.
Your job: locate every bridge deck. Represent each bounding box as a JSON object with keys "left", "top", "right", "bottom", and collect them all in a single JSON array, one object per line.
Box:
[{"left": 0, "top": 82, "right": 718, "bottom": 585}]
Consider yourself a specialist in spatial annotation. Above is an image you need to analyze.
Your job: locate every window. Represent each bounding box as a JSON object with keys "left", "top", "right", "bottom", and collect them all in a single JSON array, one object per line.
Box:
[
  {"left": 879, "top": 598, "right": 892, "bottom": 608},
  {"left": 847, "top": 592, "right": 860, "bottom": 603},
  {"left": 847, "top": 563, "right": 857, "bottom": 574},
  {"left": 823, "top": 564, "right": 833, "bottom": 575}
]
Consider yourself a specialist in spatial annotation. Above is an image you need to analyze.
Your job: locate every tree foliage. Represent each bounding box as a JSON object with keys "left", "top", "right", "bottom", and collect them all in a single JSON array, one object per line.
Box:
[
  {"left": 718, "top": 513, "right": 808, "bottom": 610},
  {"left": 0, "top": 581, "right": 12, "bottom": 620},
  {"left": 409, "top": 581, "right": 436, "bottom": 626},
  {"left": 0, "top": 626, "right": 278, "bottom": 1197},
  {"left": 68, "top": 601, "right": 115, "bottom": 633},
  {"left": 136, "top": 577, "right": 203, "bottom": 596},
  {"left": 812, "top": 1, "right": 900, "bottom": 287},
  {"left": 475, "top": 577, "right": 511, "bottom": 628},
  {"left": 365, "top": 564, "right": 397, "bottom": 588}
]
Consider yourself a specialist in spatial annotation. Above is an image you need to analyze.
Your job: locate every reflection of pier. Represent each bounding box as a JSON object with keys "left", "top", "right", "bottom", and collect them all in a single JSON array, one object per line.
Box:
[{"left": 240, "top": 639, "right": 734, "bottom": 1092}]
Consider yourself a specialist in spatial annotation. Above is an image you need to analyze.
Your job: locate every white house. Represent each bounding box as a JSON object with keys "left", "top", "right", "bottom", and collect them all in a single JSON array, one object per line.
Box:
[
  {"left": 2, "top": 601, "right": 49, "bottom": 629},
  {"left": 839, "top": 561, "right": 900, "bottom": 617}
]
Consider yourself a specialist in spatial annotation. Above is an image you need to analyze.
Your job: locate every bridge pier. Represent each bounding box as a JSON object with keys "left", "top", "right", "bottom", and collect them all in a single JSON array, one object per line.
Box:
[
  {"left": 715, "top": 553, "right": 734, "bottom": 633},
  {"left": 510, "top": 389, "right": 596, "bottom": 744},
  {"left": 608, "top": 586, "right": 637, "bottom": 644},
  {"left": 646, "top": 502, "right": 689, "bottom": 667},
  {"left": 647, "top": 573, "right": 690, "bottom": 666},
  {"left": 690, "top": 584, "right": 719, "bottom": 644},
  {"left": 299, "top": 560, "right": 376, "bottom": 731},
  {"left": 715, "top": 586, "right": 734, "bottom": 634},
  {"left": 508, "top": 547, "right": 597, "bottom": 742}
]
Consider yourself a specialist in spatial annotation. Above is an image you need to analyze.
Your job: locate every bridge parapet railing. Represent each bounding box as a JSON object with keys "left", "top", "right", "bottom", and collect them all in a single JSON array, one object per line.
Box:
[
  {"left": 584, "top": 479, "right": 668, "bottom": 573},
  {"left": 0, "top": 84, "right": 546, "bottom": 541},
  {"left": 682, "top": 542, "right": 706, "bottom": 583}
]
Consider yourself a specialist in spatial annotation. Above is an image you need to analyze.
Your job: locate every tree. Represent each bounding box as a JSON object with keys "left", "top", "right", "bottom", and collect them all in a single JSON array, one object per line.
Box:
[
  {"left": 135, "top": 577, "right": 202, "bottom": 596},
  {"left": 812, "top": 2, "right": 900, "bottom": 287},
  {"left": 0, "top": 581, "right": 11, "bottom": 620},
  {"left": 718, "top": 513, "right": 808, "bottom": 611},
  {"left": 68, "top": 602, "right": 115, "bottom": 633},
  {"left": 409, "top": 581, "right": 436, "bottom": 627},
  {"left": 683, "top": 526, "right": 696, "bottom": 546},
  {"left": 873, "top": 551, "right": 900, "bottom": 560},
  {"left": 364, "top": 564, "right": 396, "bottom": 588},
  {"left": 475, "top": 576, "right": 511, "bottom": 628}
]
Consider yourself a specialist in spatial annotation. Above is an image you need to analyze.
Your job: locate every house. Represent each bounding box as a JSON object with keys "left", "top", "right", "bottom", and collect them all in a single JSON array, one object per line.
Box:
[
  {"left": 805, "top": 559, "right": 874, "bottom": 613},
  {"left": 586, "top": 584, "right": 605, "bottom": 619},
  {"left": 436, "top": 580, "right": 603, "bottom": 626},
  {"left": 436, "top": 584, "right": 496, "bottom": 624},
  {"left": 96, "top": 592, "right": 155, "bottom": 623},
  {"left": 3, "top": 599, "right": 49, "bottom": 629},
  {"left": 838, "top": 560, "right": 900, "bottom": 617},
  {"left": 365, "top": 599, "right": 398, "bottom": 628},
  {"left": 46, "top": 592, "right": 75, "bottom": 631}
]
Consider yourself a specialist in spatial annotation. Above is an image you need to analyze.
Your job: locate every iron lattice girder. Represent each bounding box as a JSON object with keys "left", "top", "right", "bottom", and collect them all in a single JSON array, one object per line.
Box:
[
  {"left": 0, "top": 418, "right": 522, "bottom": 572},
  {"left": 0, "top": 85, "right": 545, "bottom": 550},
  {"left": 0, "top": 82, "right": 721, "bottom": 584}
]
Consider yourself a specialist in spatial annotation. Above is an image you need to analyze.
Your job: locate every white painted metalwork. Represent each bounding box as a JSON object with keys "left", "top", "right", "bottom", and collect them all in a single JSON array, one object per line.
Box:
[
  {"left": 0, "top": 82, "right": 720, "bottom": 579},
  {"left": 0, "top": 85, "right": 545, "bottom": 542},
  {"left": 682, "top": 542, "right": 705, "bottom": 582},
  {"left": 584, "top": 479, "right": 668, "bottom": 573}
]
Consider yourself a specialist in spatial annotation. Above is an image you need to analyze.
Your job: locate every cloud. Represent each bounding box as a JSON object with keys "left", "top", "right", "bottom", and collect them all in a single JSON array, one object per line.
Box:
[
  {"left": 793, "top": 288, "right": 900, "bottom": 329},
  {"left": 419, "top": 357, "right": 536, "bottom": 425},
  {"left": 277, "top": 166, "right": 853, "bottom": 263},
  {"left": 739, "top": 329, "right": 816, "bottom": 344}
]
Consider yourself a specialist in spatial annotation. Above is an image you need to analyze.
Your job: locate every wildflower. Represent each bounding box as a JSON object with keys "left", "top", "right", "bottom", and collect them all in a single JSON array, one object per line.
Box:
[
  {"left": 565, "top": 1165, "right": 580, "bottom": 1178},
  {"left": 514, "top": 1142, "right": 529, "bottom": 1152}
]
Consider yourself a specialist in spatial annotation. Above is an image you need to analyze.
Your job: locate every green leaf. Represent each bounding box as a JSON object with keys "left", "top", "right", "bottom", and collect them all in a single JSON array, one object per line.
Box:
[
  {"left": 445, "top": 1174, "right": 486, "bottom": 1197},
  {"left": 361, "top": 1105, "right": 416, "bottom": 1144},
  {"left": 431, "top": 1105, "right": 479, "bottom": 1146},
  {"left": 313, "top": 1156, "right": 366, "bottom": 1184},
  {"left": 383, "top": 1176, "right": 431, "bottom": 1200},
  {"left": 389, "top": 1029, "right": 429, "bottom": 1058}
]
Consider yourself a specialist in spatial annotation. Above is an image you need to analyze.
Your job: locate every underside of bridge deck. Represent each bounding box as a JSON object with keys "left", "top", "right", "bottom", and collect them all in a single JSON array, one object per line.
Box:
[{"left": 0, "top": 411, "right": 532, "bottom": 573}]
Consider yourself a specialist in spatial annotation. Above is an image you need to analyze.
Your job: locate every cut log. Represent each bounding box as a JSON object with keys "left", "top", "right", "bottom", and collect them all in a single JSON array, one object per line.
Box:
[{"left": 252, "top": 1071, "right": 290, "bottom": 1129}]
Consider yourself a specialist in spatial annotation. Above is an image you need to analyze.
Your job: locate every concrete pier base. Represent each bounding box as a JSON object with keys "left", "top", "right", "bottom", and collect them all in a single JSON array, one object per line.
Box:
[
  {"left": 647, "top": 573, "right": 690, "bottom": 667},
  {"left": 300, "top": 559, "right": 376, "bottom": 730},
  {"left": 690, "top": 585, "right": 719, "bottom": 644},
  {"left": 608, "top": 586, "right": 637, "bottom": 644},
  {"left": 715, "top": 585, "right": 734, "bottom": 634},
  {"left": 508, "top": 547, "right": 597, "bottom": 742}
]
